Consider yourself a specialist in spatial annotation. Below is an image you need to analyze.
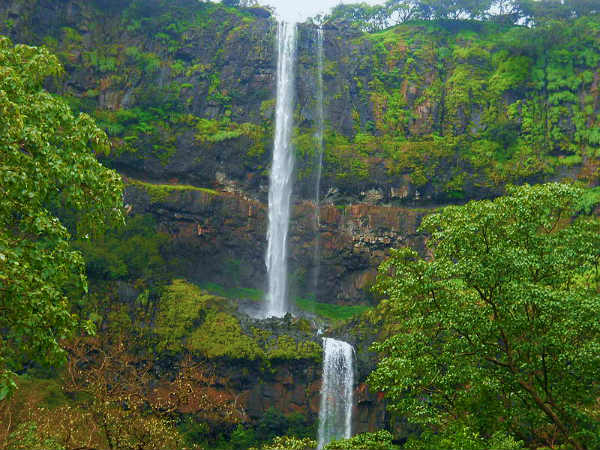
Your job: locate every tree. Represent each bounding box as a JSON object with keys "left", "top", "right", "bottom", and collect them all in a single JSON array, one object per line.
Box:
[
  {"left": 327, "top": 3, "right": 391, "bottom": 32},
  {"left": 222, "top": 0, "right": 241, "bottom": 8},
  {"left": 385, "top": 0, "right": 422, "bottom": 23},
  {"left": 324, "top": 430, "right": 399, "bottom": 449},
  {"left": 369, "top": 183, "right": 600, "bottom": 450},
  {"left": 259, "top": 436, "right": 317, "bottom": 450},
  {"left": 417, "top": 0, "right": 494, "bottom": 20},
  {"left": 0, "top": 37, "right": 123, "bottom": 398},
  {"left": 61, "top": 336, "right": 237, "bottom": 449},
  {"left": 516, "top": 0, "right": 573, "bottom": 23}
]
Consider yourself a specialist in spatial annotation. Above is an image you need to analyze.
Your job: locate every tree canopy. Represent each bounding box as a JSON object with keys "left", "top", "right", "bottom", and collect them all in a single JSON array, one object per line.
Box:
[
  {"left": 0, "top": 37, "right": 123, "bottom": 398},
  {"left": 326, "top": 0, "right": 599, "bottom": 31},
  {"left": 369, "top": 183, "right": 600, "bottom": 450}
]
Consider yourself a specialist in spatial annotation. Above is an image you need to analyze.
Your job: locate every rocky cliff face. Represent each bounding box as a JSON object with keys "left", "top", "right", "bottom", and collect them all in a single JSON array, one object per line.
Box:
[
  {"left": 126, "top": 181, "right": 426, "bottom": 304},
  {"left": 153, "top": 356, "right": 386, "bottom": 435},
  {"left": 2, "top": 0, "right": 597, "bottom": 206}
]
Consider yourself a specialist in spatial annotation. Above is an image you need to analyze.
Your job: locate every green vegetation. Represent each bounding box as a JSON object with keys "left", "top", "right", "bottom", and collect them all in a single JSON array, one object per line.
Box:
[
  {"left": 199, "top": 281, "right": 370, "bottom": 321},
  {"left": 199, "top": 282, "right": 264, "bottom": 302},
  {"left": 265, "top": 336, "right": 321, "bottom": 362},
  {"left": 155, "top": 280, "right": 321, "bottom": 362},
  {"left": 154, "top": 279, "right": 229, "bottom": 353},
  {"left": 188, "top": 310, "right": 265, "bottom": 360},
  {"left": 75, "top": 214, "right": 168, "bottom": 282},
  {"left": 254, "top": 408, "right": 316, "bottom": 447},
  {"left": 128, "top": 178, "right": 219, "bottom": 202},
  {"left": 295, "top": 297, "right": 371, "bottom": 321},
  {"left": 2, "top": 2, "right": 600, "bottom": 450},
  {"left": 579, "top": 185, "right": 600, "bottom": 213},
  {"left": 403, "top": 426, "right": 525, "bottom": 450},
  {"left": 5, "top": 0, "right": 597, "bottom": 201},
  {"left": 325, "top": 430, "right": 399, "bottom": 450},
  {"left": 326, "top": 0, "right": 600, "bottom": 32},
  {"left": 319, "top": 16, "right": 600, "bottom": 197},
  {"left": 0, "top": 37, "right": 123, "bottom": 398},
  {"left": 370, "top": 183, "right": 600, "bottom": 450},
  {"left": 195, "top": 117, "right": 268, "bottom": 159},
  {"left": 5, "top": 422, "right": 65, "bottom": 450},
  {"left": 259, "top": 435, "right": 318, "bottom": 450}
]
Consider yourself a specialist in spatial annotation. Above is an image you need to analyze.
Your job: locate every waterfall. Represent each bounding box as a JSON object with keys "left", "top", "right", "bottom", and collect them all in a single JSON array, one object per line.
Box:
[
  {"left": 265, "top": 21, "right": 297, "bottom": 318},
  {"left": 310, "top": 26, "right": 325, "bottom": 299},
  {"left": 318, "top": 338, "right": 354, "bottom": 450}
]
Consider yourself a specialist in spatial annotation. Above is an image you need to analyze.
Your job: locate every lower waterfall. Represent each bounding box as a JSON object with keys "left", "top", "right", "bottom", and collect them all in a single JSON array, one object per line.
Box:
[{"left": 317, "top": 338, "right": 354, "bottom": 450}]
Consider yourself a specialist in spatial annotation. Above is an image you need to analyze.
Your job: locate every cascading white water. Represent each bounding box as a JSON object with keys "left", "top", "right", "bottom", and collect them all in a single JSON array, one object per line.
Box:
[
  {"left": 310, "top": 26, "right": 325, "bottom": 298},
  {"left": 318, "top": 338, "right": 354, "bottom": 450},
  {"left": 265, "top": 21, "right": 297, "bottom": 318}
]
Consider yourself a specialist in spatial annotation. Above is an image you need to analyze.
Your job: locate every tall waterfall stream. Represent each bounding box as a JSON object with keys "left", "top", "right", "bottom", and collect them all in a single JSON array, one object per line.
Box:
[{"left": 265, "top": 21, "right": 297, "bottom": 318}]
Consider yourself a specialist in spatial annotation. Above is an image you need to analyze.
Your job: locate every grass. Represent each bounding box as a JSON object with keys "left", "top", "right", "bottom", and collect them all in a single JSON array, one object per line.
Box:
[
  {"left": 128, "top": 179, "right": 219, "bottom": 202},
  {"left": 199, "top": 282, "right": 263, "bottom": 302},
  {"left": 199, "top": 282, "right": 371, "bottom": 321},
  {"left": 295, "top": 297, "right": 371, "bottom": 321}
]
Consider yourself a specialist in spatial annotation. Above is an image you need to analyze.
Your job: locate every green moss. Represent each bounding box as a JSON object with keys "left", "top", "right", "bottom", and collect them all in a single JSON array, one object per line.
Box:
[
  {"left": 124, "top": 46, "right": 161, "bottom": 74},
  {"left": 188, "top": 311, "right": 264, "bottom": 360},
  {"left": 331, "top": 17, "right": 600, "bottom": 197},
  {"left": 154, "top": 280, "right": 227, "bottom": 353},
  {"left": 128, "top": 179, "right": 219, "bottom": 202},
  {"left": 152, "top": 280, "right": 322, "bottom": 362},
  {"left": 199, "top": 282, "right": 263, "bottom": 302},
  {"left": 558, "top": 154, "right": 583, "bottom": 167},
  {"left": 266, "top": 336, "right": 322, "bottom": 362},
  {"left": 294, "top": 297, "right": 371, "bottom": 321}
]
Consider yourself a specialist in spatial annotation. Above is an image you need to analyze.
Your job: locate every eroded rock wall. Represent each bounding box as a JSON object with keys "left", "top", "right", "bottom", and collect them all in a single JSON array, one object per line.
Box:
[{"left": 126, "top": 183, "right": 426, "bottom": 304}]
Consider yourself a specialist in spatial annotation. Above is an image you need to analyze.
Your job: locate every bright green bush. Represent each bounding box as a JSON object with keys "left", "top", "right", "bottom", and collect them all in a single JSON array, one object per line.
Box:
[
  {"left": 325, "top": 430, "right": 397, "bottom": 450},
  {"left": 260, "top": 435, "right": 317, "bottom": 450},
  {"left": 405, "top": 426, "right": 525, "bottom": 450}
]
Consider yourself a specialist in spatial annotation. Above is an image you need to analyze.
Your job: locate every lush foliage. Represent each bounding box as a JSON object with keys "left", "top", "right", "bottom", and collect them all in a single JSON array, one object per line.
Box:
[
  {"left": 0, "top": 37, "right": 123, "bottom": 397},
  {"left": 325, "top": 430, "right": 398, "bottom": 449},
  {"left": 5, "top": 0, "right": 599, "bottom": 202},
  {"left": 403, "top": 425, "right": 525, "bottom": 450},
  {"left": 317, "top": 15, "right": 600, "bottom": 198},
  {"left": 325, "top": 0, "right": 600, "bottom": 31},
  {"left": 369, "top": 183, "right": 600, "bottom": 450},
  {"left": 75, "top": 213, "right": 169, "bottom": 282},
  {"left": 258, "top": 435, "right": 317, "bottom": 450}
]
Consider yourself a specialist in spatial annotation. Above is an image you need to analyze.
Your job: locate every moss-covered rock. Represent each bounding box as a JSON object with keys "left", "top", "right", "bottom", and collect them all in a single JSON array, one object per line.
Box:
[
  {"left": 4, "top": 1, "right": 598, "bottom": 204},
  {"left": 265, "top": 335, "right": 321, "bottom": 362},
  {"left": 128, "top": 178, "right": 219, "bottom": 202},
  {"left": 154, "top": 279, "right": 229, "bottom": 353},
  {"left": 154, "top": 280, "right": 322, "bottom": 363},
  {"left": 188, "top": 310, "right": 265, "bottom": 360}
]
